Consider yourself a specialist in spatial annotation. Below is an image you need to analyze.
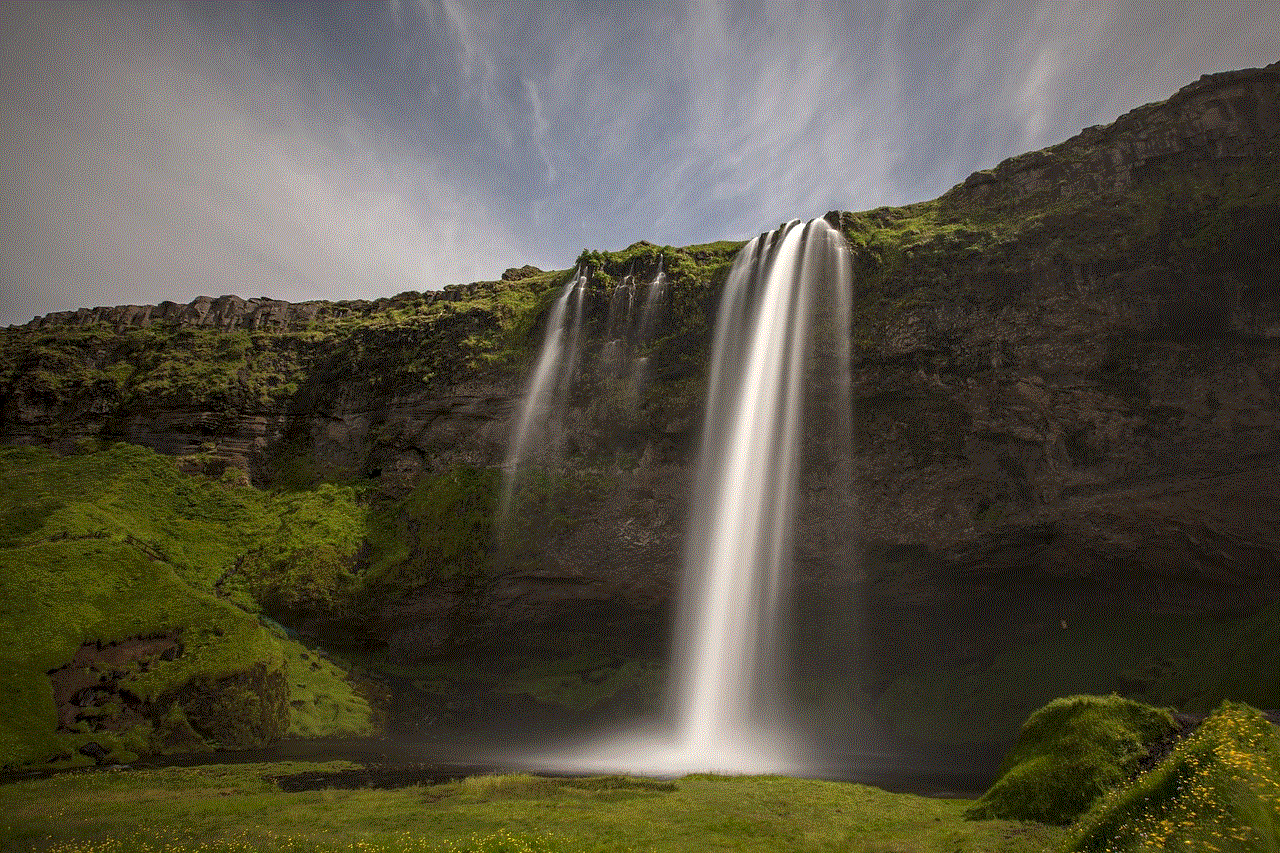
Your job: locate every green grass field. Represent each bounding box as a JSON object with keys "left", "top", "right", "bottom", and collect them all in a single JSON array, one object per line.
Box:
[{"left": 0, "top": 764, "right": 1061, "bottom": 853}]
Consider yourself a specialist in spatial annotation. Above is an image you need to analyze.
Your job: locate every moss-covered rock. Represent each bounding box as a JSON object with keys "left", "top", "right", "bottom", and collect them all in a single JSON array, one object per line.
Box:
[
  {"left": 0, "top": 444, "right": 375, "bottom": 769},
  {"left": 966, "top": 695, "right": 1177, "bottom": 824},
  {"left": 362, "top": 465, "right": 500, "bottom": 592},
  {"left": 173, "top": 663, "right": 288, "bottom": 749},
  {"left": 1064, "top": 701, "right": 1280, "bottom": 851}
]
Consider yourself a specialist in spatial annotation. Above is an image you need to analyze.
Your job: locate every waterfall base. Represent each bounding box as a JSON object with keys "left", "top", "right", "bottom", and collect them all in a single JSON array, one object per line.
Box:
[{"left": 526, "top": 723, "right": 816, "bottom": 776}]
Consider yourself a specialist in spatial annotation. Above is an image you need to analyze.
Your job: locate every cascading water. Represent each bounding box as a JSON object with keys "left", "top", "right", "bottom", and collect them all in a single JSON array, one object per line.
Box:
[
  {"left": 626, "top": 256, "right": 667, "bottom": 400},
  {"left": 597, "top": 270, "right": 635, "bottom": 383},
  {"left": 499, "top": 258, "right": 669, "bottom": 550},
  {"left": 548, "top": 217, "right": 852, "bottom": 775},
  {"left": 498, "top": 265, "right": 589, "bottom": 532},
  {"left": 636, "top": 254, "right": 666, "bottom": 343}
]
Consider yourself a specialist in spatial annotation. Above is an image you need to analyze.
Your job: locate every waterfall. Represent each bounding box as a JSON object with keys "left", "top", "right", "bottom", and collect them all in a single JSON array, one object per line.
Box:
[
  {"left": 547, "top": 217, "right": 853, "bottom": 775},
  {"left": 599, "top": 258, "right": 667, "bottom": 396},
  {"left": 636, "top": 254, "right": 666, "bottom": 343},
  {"left": 626, "top": 256, "right": 667, "bottom": 400},
  {"left": 498, "top": 265, "right": 589, "bottom": 532},
  {"left": 669, "top": 217, "right": 851, "bottom": 767},
  {"left": 499, "top": 257, "right": 669, "bottom": 549},
  {"left": 597, "top": 270, "right": 635, "bottom": 382}
]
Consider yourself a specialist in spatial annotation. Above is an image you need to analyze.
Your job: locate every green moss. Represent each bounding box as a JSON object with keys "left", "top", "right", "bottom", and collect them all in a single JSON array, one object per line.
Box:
[
  {"left": 965, "top": 695, "right": 1176, "bottom": 824},
  {"left": 1064, "top": 701, "right": 1280, "bottom": 851},
  {"left": 363, "top": 465, "right": 500, "bottom": 593},
  {"left": 499, "top": 652, "right": 663, "bottom": 711},
  {"left": 283, "top": 643, "right": 375, "bottom": 739},
  {"left": 0, "top": 444, "right": 374, "bottom": 769},
  {"left": 228, "top": 484, "right": 366, "bottom": 613}
]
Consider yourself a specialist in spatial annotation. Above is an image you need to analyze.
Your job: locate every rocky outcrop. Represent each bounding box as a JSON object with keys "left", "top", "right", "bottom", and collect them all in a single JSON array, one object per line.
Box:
[
  {"left": 48, "top": 633, "right": 183, "bottom": 734},
  {"left": 44, "top": 632, "right": 289, "bottom": 755},
  {"left": 946, "top": 61, "right": 1279, "bottom": 208},
  {"left": 14, "top": 277, "right": 537, "bottom": 333}
]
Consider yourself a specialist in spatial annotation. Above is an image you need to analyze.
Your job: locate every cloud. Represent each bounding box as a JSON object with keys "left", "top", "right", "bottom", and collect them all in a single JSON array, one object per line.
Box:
[
  {"left": 0, "top": 2, "right": 542, "bottom": 326},
  {"left": 522, "top": 78, "right": 556, "bottom": 186},
  {"left": 2, "top": 0, "right": 1278, "bottom": 324}
]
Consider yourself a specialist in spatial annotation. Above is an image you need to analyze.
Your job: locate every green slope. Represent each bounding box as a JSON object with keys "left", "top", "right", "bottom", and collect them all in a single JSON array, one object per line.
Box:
[{"left": 0, "top": 444, "right": 374, "bottom": 768}]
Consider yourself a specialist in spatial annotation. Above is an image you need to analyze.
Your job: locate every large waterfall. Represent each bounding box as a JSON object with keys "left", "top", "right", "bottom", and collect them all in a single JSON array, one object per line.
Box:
[
  {"left": 550, "top": 217, "right": 853, "bottom": 774},
  {"left": 668, "top": 217, "right": 852, "bottom": 770}
]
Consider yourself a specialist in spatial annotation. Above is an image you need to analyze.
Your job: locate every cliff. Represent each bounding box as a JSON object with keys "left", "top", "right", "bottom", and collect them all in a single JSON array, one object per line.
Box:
[{"left": 2, "top": 62, "right": 1278, "bottom": 761}]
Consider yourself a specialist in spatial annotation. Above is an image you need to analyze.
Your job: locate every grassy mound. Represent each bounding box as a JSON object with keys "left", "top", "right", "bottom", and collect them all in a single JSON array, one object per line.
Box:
[
  {"left": 0, "top": 444, "right": 374, "bottom": 768},
  {"left": 966, "top": 695, "right": 1177, "bottom": 824},
  {"left": 1064, "top": 701, "right": 1280, "bottom": 852}
]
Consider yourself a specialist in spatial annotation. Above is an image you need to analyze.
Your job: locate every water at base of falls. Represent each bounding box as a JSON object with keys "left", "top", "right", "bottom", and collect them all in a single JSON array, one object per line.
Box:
[{"left": 542, "top": 218, "right": 853, "bottom": 776}]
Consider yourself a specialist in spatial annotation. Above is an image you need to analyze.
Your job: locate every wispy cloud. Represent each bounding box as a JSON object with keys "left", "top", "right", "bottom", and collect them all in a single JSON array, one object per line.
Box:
[
  {"left": 2, "top": 0, "right": 1278, "bottom": 324},
  {"left": 0, "top": 2, "right": 541, "bottom": 325},
  {"left": 522, "top": 78, "right": 556, "bottom": 186}
]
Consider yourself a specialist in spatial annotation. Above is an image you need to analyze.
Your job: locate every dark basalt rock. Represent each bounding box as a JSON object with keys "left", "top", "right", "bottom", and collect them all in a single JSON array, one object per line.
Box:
[
  {"left": 47, "top": 633, "right": 183, "bottom": 732},
  {"left": 942, "top": 61, "right": 1280, "bottom": 210},
  {"left": 172, "top": 664, "right": 289, "bottom": 749}
]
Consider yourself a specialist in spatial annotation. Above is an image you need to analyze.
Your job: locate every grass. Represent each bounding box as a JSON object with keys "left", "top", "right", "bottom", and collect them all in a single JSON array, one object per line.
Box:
[
  {"left": 0, "top": 444, "right": 374, "bottom": 769},
  {"left": 1063, "top": 701, "right": 1280, "bottom": 852},
  {"left": 965, "top": 695, "right": 1176, "bottom": 824},
  {"left": 0, "top": 700, "right": 1274, "bottom": 852},
  {"left": 0, "top": 763, "right": 1063, "bottom": 853}
]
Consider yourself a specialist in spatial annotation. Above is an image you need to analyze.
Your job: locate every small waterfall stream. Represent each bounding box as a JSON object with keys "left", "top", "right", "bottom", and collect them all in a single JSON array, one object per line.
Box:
[
  {"left": 498, "top": 265, "right": 589, "bottom": 531},
  {"left": 498, "top": 258, "right": 670, "bottom": 548}
]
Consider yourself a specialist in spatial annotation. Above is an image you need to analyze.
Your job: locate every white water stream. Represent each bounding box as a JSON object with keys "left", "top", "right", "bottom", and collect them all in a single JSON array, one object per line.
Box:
[
  {"left": 499, "top": 258, "right": 670, "bottom": 537},
  {"left": 497, "top": 265, "right": 588, "bottom": 531},
  {"left": 548, "top": 218, "right": 853, "bottom": 774}
]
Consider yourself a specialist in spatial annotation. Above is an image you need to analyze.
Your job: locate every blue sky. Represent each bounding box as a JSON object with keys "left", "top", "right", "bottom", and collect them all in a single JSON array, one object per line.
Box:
[{"left": 2, "top": 1, "right": 1277, "bottom": 326}]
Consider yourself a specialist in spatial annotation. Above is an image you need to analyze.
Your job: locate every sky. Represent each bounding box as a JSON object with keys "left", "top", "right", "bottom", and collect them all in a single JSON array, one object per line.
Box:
[{"left": 1, "top": 1, "right": 1277, "bottom": 327}]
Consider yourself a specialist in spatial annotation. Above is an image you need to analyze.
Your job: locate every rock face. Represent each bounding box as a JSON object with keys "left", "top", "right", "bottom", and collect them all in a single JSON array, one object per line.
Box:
[
  {"left": 3, "top": 63, "right": 1279, "bottom": 747},
  {"left": 947, "top": 63, "right": 1280, "bottom": 205},
  {"left": 14, "top": 279, "right": 532, "bottom": 333}
]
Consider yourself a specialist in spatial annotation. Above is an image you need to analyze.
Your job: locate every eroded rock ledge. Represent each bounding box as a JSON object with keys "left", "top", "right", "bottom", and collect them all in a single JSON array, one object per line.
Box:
[{"left": 14, "top": 274, "right": 540, "bottom": 333}]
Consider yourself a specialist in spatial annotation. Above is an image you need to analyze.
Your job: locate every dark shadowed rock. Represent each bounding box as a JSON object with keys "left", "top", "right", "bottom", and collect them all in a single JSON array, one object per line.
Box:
[{"left": 77, "top": 741, "right": 107, "bottom": 763}]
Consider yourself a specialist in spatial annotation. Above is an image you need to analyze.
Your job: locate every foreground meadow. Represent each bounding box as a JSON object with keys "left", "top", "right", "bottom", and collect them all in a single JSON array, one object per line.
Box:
[{"left": 0, "top": 762, "right": 1060, "bottom": 853}]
